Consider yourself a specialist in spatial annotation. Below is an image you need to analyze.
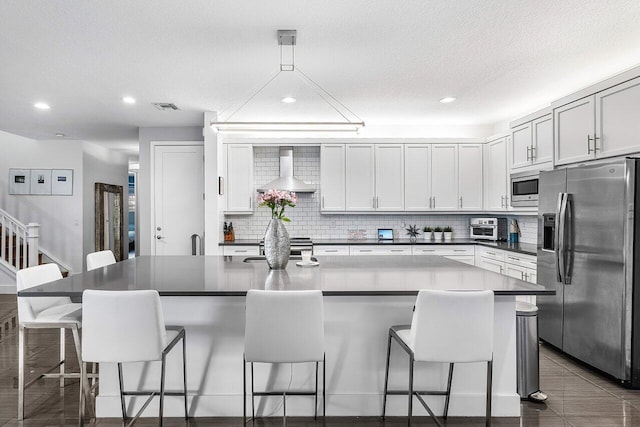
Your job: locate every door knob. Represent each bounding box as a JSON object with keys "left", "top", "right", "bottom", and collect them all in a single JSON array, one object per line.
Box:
[{"left": 156, "top": 235, "right": 163, "bottom": 240}]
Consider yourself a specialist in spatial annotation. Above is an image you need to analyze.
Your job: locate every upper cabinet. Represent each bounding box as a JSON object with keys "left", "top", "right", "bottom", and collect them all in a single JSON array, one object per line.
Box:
[
  {"left": 224, "top": 144, "right": 254, "bottom": 213},
  {"left": 458, "top": 144, "right": 483, "bottom": 210},
  {"left": 345, "top": 144, "right": 376, "bottom": 211},
  {"left": 484, "top": 137, "right": 509, "bottom": 211},
  {"left": 375, "top": 145, "right": 404, "bottom": 210},
  {"left": 554, "top": 74, "right": 640, "bottom": 166},
  {"left": 510, "top": 111, "right": 553, "bottom": 171},
  {"left": 404, "top": 144, "right": 431, "bottom": 211},
  {"left": 431, "top": 144, "right": 459, "bottom": 210},
  {"left": 320, "top": 144, "right": 346, "bottom": 211}
]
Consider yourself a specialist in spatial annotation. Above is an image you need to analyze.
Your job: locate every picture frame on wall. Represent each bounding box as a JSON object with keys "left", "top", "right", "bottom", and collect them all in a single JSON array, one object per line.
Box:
[
  {"left": 51, "top": 169, "right": 73, "bottom": 195},
  {"left": 30, "top": 169, "right": 52, "bottom": 195},
  {"left": 8, "top": 169, "right": 30, "bottom": 194}
]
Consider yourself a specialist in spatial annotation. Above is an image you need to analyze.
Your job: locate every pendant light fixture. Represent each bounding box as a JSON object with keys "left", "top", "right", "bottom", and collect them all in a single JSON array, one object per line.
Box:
[{"left": 211, "top": 30, "right": 365, "bottom": 133}]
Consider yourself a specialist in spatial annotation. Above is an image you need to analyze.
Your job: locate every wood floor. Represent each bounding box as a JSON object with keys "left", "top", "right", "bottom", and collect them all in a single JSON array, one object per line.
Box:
[{"left": 1, "top": 294, "right": 639, "bottom": 426}]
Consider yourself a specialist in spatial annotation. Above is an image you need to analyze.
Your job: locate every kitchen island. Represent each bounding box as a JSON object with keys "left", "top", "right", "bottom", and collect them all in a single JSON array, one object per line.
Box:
[{"left": 20, "top": 255, "right": 552, "bottom": 419}]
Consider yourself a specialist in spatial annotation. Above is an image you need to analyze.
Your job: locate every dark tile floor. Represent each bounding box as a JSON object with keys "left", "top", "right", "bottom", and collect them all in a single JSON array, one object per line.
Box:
[{"left": 1, "top": 294, "right": 639, "bottom": 426}]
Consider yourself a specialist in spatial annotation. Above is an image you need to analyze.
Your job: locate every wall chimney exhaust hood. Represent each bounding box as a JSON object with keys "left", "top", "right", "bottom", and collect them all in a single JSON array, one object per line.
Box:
[{"left": 257, "top": 147, "right": 316, "bottom": 193}]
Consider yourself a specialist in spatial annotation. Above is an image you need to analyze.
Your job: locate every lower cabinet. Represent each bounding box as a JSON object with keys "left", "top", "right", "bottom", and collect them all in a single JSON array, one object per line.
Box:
[
  {"left": 314, "top": 245, "right": 350, "bottom": 256},
  {"left": 476, "top": 246, "right": 537, "bottom": 304},
  {"left": 412, "top": 245, "right": 475, "bottom": 266},
  {"left": 222, "top": 246, "right": 260, "bottom": 256},
  {"left": 350, "top": 245, "right": 412, "bottom": 255}
]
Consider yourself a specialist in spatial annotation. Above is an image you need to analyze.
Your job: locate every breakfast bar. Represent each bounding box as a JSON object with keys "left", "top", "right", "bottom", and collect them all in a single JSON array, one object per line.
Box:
[{"left": 18, "top": 255, "right": 553, "bottom": 419}]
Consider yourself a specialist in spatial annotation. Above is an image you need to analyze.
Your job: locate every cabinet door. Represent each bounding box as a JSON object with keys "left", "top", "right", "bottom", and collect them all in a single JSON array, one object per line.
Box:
[
  {"left": 431, "top": 144, "right": 458, "bottom": 210},
  {"left": 532, "top": 114, "right": 553, "bottom": 165},
  {"left": 458, "top": 144, "right": 483, "bottom": 210},
  {"left": 226, "top": 144, "right": 254, "bottom": 213},
  {"left": 527, "top": 268, "right": 537, "bottom": 284},
  {"left": 505, "top": 263, "right": 528, "bottom": 281},
  {"left": 479, "top": 257, "right": 504, "bottom": 274},
  {"left": 375, "top": 145, "right": 404, "bottom": 210},
  {"left": 404, "top": 144, "right": 431, "bottom": 211},
  {"left": 320, "top": 144, "right": 345, "bottom": 211},
  {"left": 554, "top": 96, "right": 595, "bottom": 166},
  {"left": 484, "top": 138, "right": 508, "bottom": 210},
  {"left": 345, "top": 144, "right": 375, "bottom": 211},
  {"left": 511, "top": 122, "right": 532, "bottom": 170},
  {"left": 445, "top": 255, "right": 475, "bottom": 266},
  {"left": 596, "top": 77, "right": 640, "bottom": 159}
]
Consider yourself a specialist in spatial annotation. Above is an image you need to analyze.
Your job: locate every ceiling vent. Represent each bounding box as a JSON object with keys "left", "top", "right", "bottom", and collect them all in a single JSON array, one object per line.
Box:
[{"left": 152, "top": 103, "right": 179, "bottom": 111}]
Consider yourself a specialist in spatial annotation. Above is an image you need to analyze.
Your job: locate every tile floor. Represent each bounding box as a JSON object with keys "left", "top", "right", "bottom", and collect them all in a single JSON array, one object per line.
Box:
[{"left": 1, "top": 294, "right": 639, "bottom": 426}]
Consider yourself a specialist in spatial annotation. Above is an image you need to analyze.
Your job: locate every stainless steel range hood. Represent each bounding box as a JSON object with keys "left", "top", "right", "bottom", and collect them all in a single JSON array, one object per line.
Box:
[{"left": 256, "top": 147, "right": 316, "bottom": 193}]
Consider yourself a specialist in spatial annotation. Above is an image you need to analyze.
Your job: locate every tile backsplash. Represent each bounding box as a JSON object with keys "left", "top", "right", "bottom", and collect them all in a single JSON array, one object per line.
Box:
[{"left": 224, "top": 146, "right": 538, "bottom": 244}]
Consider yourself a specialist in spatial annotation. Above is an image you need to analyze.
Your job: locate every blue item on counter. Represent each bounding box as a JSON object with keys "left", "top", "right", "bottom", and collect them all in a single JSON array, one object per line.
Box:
[{"left": 509, "top": 232, "right": 519, "bottom": 243}]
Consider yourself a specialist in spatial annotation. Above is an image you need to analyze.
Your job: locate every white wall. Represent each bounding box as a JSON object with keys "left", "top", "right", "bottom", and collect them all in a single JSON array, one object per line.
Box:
[
  {"left": 0, "top": 131, "right": 84, "bottom": 278},
  {"left": 82, "top": 143, "right": 129, "bottom": 271},
  {"left": 138, "top": 126, "right": 204, "bottom": 255}
]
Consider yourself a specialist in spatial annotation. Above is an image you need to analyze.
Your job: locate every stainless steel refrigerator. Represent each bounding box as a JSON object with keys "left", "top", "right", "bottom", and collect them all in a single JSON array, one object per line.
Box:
[{"left": 537, "top": 158, "right": 640, "bottom": 386}]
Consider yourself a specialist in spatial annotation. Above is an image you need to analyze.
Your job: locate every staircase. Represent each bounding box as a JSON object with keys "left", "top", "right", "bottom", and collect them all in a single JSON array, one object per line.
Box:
[{"left": 0, "top": 208, "right": 70, "bottom": 277}]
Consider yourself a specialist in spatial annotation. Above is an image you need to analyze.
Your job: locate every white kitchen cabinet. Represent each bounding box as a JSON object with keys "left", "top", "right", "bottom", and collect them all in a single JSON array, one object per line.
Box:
[
  {"left": 431, "top": 144, "right": 459, "bottom": 210},
  {"left": 458, "top": 144, "right": 483, "bottom": 210},
  {"left": 225, "top": 144, "right": 254, "bottom": 213},
  {"left": 483, "top": 137, "right": 509, "bottom": 211},
  {"left": 404, "top": 144, "right": 431, "bottom": 211},
  {"left": 510, "top": 113, "right": 553, "bottom": 171},
  {"left": 320, "top": 144, "right": 346, "bottom": 211},
  {"left": 349, "top": 245, "right": 412, "bottom": 255},
  {"left": 314, "top": 245, "right": 350, "bottom": 256},
  {"left": 554, "top": 97, "right": 595, "bottom": 166},
  {"left": 375, "top": 145, "right": 404, "bottom": 210},
  {"left": 478, "top": 257, "right": 504, "bottom": 274},
  {"left": 595, "top": 77, "right": 640, "bottom": 158},
  {"left": 412, "top": 245, "right": 475, "bottom": 265},
  {"left": 222, "top": 245, "right": 259, "bottom": 256},
  {"left": 555, "top": 76, "right": 640, "bottom": 166},
  {"left": 345, "top": 144, "right": 375, "bottom": 211},
  {"left": 447, "top": 255, "right": 476, "bottom": 266}
]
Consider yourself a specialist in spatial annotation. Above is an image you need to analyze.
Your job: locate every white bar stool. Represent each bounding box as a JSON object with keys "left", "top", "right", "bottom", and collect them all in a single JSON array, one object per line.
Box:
[
  {"left": 81, "top": 289, "right": 188, "bottom": 427},
  {"left": 16, "top": 263, "right": 87, "bottom": 421},
  {"left": 382, "top": 289, "right": 495, "bottom": 427},
  {"left": 86, "top": 249, "right": 116, "bottom": 271},
  {"left": 244, "top": 289, "right": 325, "bottom": 422}
]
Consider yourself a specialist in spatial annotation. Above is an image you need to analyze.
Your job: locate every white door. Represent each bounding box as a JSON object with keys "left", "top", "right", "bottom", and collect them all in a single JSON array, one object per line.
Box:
[
  {"left": 532, "top": 114, "right": 553, "bottom": 165},
  {"left": 484, "top": 138, "right": 508, "bottom": 211},
  {"left": 375, "top": 145, "right": 404, "bottom": 210},
  {"left": 554, "top": 96, "right": 595, "bottom": 166},
  {"left": 596, "top": 77, "right": 640, "bottom": 159},
  {"left": 404, "top": 144, "right": 431, "bottom": 211},
  {"left": 345, "top": 144, "right": 375, "bottom": 211},
  {"left": 458, "top": 144, "right": 483, "bottom": 210},
  {"left": 511, "top": 122, "right": 532, "bottom": 170},
  {"left": 153, "top": 145, "right": 204, "bottom": 255},
  {"left": 320, "top": 144, "right": 346, "bottom": 211},
  {"left": 225, "top": 144, "right": 254, "bottom": 213},
  {"left": 431, "top": 144, "right": 458, "bottom": 210}
]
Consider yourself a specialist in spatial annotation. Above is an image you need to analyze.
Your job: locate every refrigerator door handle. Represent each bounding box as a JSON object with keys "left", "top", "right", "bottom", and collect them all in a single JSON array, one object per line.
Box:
[
  {"left": 564, "top": 194, "right": 573, "bottom": 284},
  {"left": 555, "top": 192, "right": 566, "bottom": 283}
]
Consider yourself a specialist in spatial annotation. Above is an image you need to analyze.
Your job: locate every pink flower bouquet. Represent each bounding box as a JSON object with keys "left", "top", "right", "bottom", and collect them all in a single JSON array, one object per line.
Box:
[{"left": 257, "top": 189, "right": 297, "bottom": 222}]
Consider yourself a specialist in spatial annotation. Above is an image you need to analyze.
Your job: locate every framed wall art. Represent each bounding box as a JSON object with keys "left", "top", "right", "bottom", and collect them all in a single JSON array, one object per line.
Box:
[
  {"left": 29, "top": 169, "right": 52, "bottom": 195},
  {"left": 51, "top": 169, "right": 73, "bottom": 195},
  {"left": 8, "top": 169, "right": 30, "bottom": 194}
]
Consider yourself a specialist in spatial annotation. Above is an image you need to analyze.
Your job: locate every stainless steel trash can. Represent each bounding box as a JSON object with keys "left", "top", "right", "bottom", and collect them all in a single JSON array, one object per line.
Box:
[{"left": 516, "top": 301, "right": 547, "bottom": 402}]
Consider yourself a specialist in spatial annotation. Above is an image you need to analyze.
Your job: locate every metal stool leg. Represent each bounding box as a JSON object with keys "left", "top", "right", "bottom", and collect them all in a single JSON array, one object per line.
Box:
[
  {"left": 408, "top": 355, "right": 414, "bottom": 422},
  {"left": 59, "top": 328, "right": 65, "bottom": 388},
  {"left": 182, "top": 334, "right": 188, "bottom": 420},
  {"left": 243, "top": 357, "right": 246, "bottom": 421},
  {"left": 382, "top": 331, "right": 392, "bottom": 419},
  {"left": 486, "top": 359, "right": 493, "bottom": 427},
  {"left": 159, "top": 354, "right": 166, "bottom": 427},
  {"left": 443, "top": 363, "right": 454, "bottom": 419},
  {"left": 323, "top": 354, "right": 326, "bottom": 417},
  {"left": 118, "top": 363, "right": 127, "bottom": 420},
  {"left": 18, "top": 325, "right": 25, "bottom": 420},
  {"left": 251, "top": 362, "right": 255, "bottom": 419}
]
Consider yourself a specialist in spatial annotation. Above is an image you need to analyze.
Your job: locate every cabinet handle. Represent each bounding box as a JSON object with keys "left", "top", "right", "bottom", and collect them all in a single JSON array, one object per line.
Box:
[
  {"left": 377, "top": 196, "right": 380, "bottom": 209},
  {"left": 361, "top": 249, "right": 373, "bottom": 252},
  {"left": 249, "top": 196, "right": 252, "bottom": 208},
  {"left": 530, "top": 146, "right": 536, "bottom": 160},
  {"left": 322, "top": 196, "right": 325, "bottom": 209},
  {"left": 587, "top": 135, "right": 594, "bottom": 154},
  {"left": 373, "top": 197, "right": 376, "bottom": 209},
  {"left": 391, "top": 249, "right": 404, "bottom": 252},
  {"left": 235, "top": 250, "right": 248, "bottom": 253},
  {"left": 508, "top": 256, "right": 520, "bottom": 261},
  {"left": 486, "top": 251, "right": 496, "bottom": 256},
  {"left": 433, "top": 197, "right": 436, "bottom": 209},
  {"left": 459, "top": 197, "right": 463, "bottom": 209},
  {"left": 523, "top": 272, "right": 528, "bottom": 281},
  {"left": 505, "top": 195, "right": 509, "bottom": 207},
  {"left": 526, "top": 146, "right": 530, "bottom": 161},
  {"left": 453, "top": 249, "right": 466, "bottom": 252},
  {"left": 429, "top": 196, "right": 432, "bottom": 209},
  {"left": 594, "top": 135, "right": 600, "bottom": 152},
  {"left": 325, "top": 249, "right": 338, "bottom": 253},
  {"left": 499, "top": 266, "right": 503, "bottom": 274},
  {"left": 500, "top": 195, "right": 504, "bottom": 208}
]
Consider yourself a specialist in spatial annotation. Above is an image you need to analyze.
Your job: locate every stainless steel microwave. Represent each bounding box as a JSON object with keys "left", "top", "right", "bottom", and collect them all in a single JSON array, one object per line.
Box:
[{"left": 510, "top": 171, "right": 539, "bottom": 207}]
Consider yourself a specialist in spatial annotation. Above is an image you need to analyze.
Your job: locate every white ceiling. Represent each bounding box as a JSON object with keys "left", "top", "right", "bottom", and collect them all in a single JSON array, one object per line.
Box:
[{"left": 2, "top": 0, "right": 640, "bottom": 156}]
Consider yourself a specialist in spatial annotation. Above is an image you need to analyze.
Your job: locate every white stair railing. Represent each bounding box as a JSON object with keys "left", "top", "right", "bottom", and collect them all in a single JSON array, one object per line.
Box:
[{"left": 0, "top": 208, "right": 71, "bottom": 275}]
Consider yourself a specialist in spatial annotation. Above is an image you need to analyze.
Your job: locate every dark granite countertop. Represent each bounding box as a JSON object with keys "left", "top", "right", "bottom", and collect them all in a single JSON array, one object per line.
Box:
[
  {"left": 220, "top": 239, "right": 537, "bottom": 256},
  {"left": 19, "top": 255, "right": 552, "bottom": 297}
]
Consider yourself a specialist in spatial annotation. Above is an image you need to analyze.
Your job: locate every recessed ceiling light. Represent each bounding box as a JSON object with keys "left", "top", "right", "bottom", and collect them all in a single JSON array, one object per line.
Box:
[
  {"left": 122, "top": 96, "right": 136, "bottom": 104},
  {"left": 439, "top": 96, "right": 456, "bottom": 104},
  {"left": 281, "top": 97, "right": 296, "bottom": 104},
  {"left": 34, "top": 102, "right": 50, "bottom": 110},
  {"left": 55, "top": 133, "right": 66, "bottom": 137}
]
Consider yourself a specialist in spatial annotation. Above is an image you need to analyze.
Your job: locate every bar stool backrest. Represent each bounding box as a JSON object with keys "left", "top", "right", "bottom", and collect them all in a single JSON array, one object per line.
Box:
[
  {"left": 245, "top": 290, "right": 324, "bottom": 363},
  {"left": 16, "top": 263, "right": 68, "bottom": 323},
  {"left": 409, "top": 289, "right": 494, "bottom": 363},
  {"left": 86, "top": 250, "right": 116, "bottom": 271},
  {"left": 82, "top": 290, "right": 167, "bottom": 363}
]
